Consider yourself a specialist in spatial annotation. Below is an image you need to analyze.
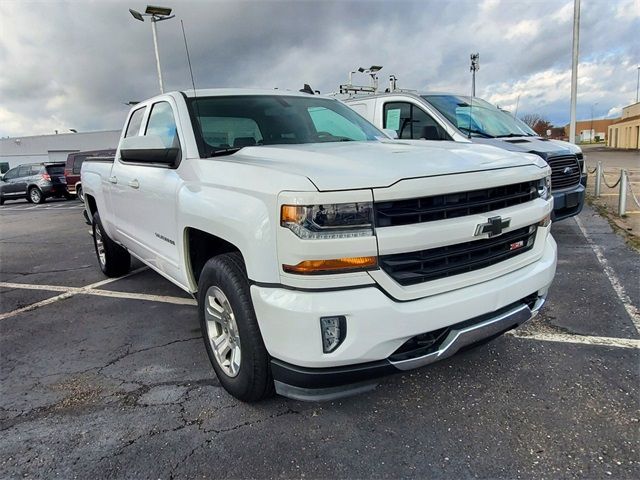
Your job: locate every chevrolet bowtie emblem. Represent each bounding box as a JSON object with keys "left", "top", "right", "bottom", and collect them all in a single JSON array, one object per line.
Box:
[{"left": 475, "top": 216, "right": 511, "bottom": 237}]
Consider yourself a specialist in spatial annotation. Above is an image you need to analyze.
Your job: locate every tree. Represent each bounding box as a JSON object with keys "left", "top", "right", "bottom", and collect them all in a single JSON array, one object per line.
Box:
[{"left": 520, "top": 113, "right": 552, "bottom": 137}]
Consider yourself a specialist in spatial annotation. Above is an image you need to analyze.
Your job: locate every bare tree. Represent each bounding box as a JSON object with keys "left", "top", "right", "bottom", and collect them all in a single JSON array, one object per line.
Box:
[{"left": 520, "top": 113, "right": 552, "bottom": 137}]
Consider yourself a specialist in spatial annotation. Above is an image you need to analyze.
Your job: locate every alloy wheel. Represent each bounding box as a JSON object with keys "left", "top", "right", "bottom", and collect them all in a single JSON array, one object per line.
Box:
[{"left": 204, "top": 286, "right": 241, "bottom": 377}]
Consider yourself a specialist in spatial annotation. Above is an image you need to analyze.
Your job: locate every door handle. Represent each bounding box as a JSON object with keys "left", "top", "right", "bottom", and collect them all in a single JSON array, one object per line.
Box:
[
  {"left": 128, "top": 179, "right": 140, "bottom": 189},
  {"left": 108, "top": 176, "right": 117, "bottom": 184}
]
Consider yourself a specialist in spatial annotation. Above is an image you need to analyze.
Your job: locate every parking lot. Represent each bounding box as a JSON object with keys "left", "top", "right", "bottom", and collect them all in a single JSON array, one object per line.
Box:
[{"left": 0, "top": 198, "right": 638, "bottom": 479}]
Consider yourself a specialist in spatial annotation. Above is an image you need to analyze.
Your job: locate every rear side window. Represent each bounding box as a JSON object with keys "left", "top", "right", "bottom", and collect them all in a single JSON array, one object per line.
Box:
[
  {"left": 145, "top": 102, "right": 179, "bottom": 148},
  {"left": 125, "top": 107, "right": 146, "bottom": 137},
  {"left": 17, "top": 166, "right": 30, "bottom": 177},
  {"left": 30, "top": 165, "right": 43, "bottom": 175},
  {"left": 72, "top": 155, "right": 87, "bottom": 174}
]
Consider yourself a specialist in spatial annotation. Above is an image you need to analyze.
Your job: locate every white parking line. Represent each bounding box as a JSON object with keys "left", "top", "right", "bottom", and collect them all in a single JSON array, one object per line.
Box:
[
  {"left": 574, "top": 215, "right": 640, "bottom": 334},
  {"left": 0, "top": 267, "right": 149, "bottom": 321},
  {"left": 507, "top": 330, "right": 640, "bottom": 349}
]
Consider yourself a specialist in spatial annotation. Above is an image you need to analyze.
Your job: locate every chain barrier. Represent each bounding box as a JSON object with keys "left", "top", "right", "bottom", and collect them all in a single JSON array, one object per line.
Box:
[
  {"left": 626, "top": 170, "right": 640, "bottom": 209},
  {"left": 587, "top": 166, "right": 597, "bottom": 175},
  {"left": 600, "top": 170, "right": 622, "bottom": 189}
]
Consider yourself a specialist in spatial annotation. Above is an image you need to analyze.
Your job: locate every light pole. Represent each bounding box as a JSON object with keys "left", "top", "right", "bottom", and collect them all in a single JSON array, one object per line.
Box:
[
  {"left": 636, "top": 66, "right": 639, "bottom": 103},
  {"left": 470, "top": 53, "right": 479, "bottom": 97},
  {"left": 129, "top": 6, "right": 175, "bottom": 94},
  {"left": 569, "top": 0, "right": 580, "bottom": 144},
  {"left": 590, "top": 102, "right": 598, "bottom": 143}
]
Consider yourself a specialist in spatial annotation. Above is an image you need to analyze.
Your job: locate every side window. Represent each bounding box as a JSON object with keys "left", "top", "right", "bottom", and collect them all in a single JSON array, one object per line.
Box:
[
  {"left": 30, "top": 165, "right": 43, "bottom": 175},
  {"left": 145, "top": 102, "right": 179, "bottom": 148},
  {"left": 17, "top": 166, "right": 30, "bottom": 177},
  {"left": 3, "top": 167, "right": 18, "bottom": 180},
  {"left": 383, "top": 102, "right": 446, "bottom": 140},
  {"left": 125, "top": 107, "right": 146, "bottom": 138},
  {"left": 72, "top": 155, "right": 87, "bottom": 174},
  {"left": 308, "top": 107, "right": 367, "bottom": 141},
  {"left": 383, "top": 102, "right": 412, "bottom": 139}
]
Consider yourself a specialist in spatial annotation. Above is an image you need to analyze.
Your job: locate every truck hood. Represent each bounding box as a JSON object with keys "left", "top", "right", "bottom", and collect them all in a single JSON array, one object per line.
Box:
[
  {"left": 226, "top": 141, "right": 544, "bottom": 191},
  {"left": 472, "top": 136, "right": 582, "bottom": 157}
]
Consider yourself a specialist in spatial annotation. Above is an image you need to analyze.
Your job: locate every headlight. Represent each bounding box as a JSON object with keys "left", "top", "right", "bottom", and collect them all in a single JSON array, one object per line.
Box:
[
  {"left": 537, "top": 175, "right": 551, "bottom": 201},
  {"left": 281, "top": 202, "right": 374, "bottom": 239}
]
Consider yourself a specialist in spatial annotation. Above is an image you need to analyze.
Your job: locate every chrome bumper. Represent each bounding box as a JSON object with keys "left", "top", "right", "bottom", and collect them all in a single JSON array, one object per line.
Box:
[{"left": 390, "top": 295, "right": 545, "bottom": 371}]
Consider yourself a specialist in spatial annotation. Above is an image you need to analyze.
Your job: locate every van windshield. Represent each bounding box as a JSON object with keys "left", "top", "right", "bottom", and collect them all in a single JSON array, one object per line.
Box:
[
  {"left": 186, "top": 95, "right": 384, "bottom": 157},
  {"left": 422, "top": 95, "right": 537, "bottom": 138}
]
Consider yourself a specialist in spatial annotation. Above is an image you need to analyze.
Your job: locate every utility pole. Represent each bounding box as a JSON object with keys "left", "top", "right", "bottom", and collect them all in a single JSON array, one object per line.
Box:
[
  {"left": 569, "top": 0, "right": 580, "bottom": 144},
  {"left": 470, "top": 53, "right": 480, "bottom": 97},
  {"left": 636, "top": 66, "right": 639, "bottom": 103}
]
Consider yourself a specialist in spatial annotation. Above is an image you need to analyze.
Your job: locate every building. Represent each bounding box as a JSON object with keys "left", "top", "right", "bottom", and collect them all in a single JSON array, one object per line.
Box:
[
  {"left": 0, "top": 130, "right": 120, "bottom": 171},
  {"left": 563, "top": 118, "right": 618, "bottom": 143},
  {"left": 607, "top": 102, "right": 640, "bottom": 150}
]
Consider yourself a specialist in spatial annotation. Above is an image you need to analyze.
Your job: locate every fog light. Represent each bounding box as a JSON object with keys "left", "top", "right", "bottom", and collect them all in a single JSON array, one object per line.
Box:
[{"left": 320, "top": 316, "right": 346, "bottom": 353}]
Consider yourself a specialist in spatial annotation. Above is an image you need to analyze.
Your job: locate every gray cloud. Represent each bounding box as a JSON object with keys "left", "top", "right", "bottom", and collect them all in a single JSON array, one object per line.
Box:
[{"left": 0, "top": 0, "right": 638, "bottom": 137}]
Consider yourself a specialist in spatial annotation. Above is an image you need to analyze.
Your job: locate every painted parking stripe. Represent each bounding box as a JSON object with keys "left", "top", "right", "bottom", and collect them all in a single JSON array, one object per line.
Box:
[
  {"left": 508, "top": 330, "right": 640, "bottom": 349},
  {"left": 574, "top": 215, "right": 640, "bottom": 334},
  {"left": 0, "top": 267, "right": 148, "bottom": 321}
]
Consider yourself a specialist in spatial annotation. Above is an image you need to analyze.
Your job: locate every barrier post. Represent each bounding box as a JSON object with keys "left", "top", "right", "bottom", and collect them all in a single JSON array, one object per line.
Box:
[
  {"left": 618, "top": 169, "right": 627, "bottom": 216},
  {"left": 595, "top": 161, "right": 602, "bottom": 197}
]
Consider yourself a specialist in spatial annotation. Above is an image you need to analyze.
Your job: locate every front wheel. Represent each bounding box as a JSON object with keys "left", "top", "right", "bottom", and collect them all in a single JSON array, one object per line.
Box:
[
  {"left": 198, "top": 252, "right": 274, "bottom": 402},
  {"left": 92, "top": 212, "right": 131, "bottom": 277},
  {"left": 77, "top": 185, "right": 84, "bottom": 202}
]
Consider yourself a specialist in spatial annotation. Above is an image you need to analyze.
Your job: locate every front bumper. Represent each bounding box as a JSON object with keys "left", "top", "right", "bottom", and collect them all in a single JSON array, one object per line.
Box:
[
  {"left": 552, "top": 181, "right": 585, "bottom": 221},
  {"left": 251, "top": 234, "right": 557, "bottom": 399}
]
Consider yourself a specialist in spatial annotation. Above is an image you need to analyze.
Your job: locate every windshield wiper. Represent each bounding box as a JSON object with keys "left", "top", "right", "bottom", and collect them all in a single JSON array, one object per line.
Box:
[
  {"left": 457, "top": 127, "right": 494, "bottom": 138},
  {"left": 209, "top": 147, "right": 244, "bottom": 157}
]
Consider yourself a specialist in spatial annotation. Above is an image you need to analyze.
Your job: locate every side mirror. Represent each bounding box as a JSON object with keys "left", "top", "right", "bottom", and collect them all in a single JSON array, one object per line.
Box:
[
  {"left": 119, "top": 135, "right": 180, "bottom": 166},
  {"left": 382, "top": 128, "right": 399, "bottom": 139}
]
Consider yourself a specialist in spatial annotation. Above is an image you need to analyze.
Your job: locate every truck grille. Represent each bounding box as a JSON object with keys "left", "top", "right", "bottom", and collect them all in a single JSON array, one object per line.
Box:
[
  {"left": 375, "top": 181, "right": 538, "bottom": 227},
  {"left": 379, "top": 224, "right": 537, "bottom": 286},
  {"left": 548, "top": 155, "right": 581, "bottom": 190}
]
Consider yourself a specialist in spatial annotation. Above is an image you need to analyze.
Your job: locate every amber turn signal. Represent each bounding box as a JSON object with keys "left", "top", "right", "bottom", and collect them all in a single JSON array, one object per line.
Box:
[{"left": 283, "top": 256, "right": 378, "bottom": 275}]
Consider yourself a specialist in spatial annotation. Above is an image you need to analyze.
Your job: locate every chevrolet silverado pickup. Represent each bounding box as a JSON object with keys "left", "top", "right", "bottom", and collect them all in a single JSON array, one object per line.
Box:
[{"left": 82, "top": 89, "right": 557, "bottom": 402}]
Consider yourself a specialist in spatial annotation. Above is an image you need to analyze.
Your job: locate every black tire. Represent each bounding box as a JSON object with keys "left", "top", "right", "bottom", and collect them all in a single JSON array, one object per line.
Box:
[
  {"left": 198, "top": 252, "right": 274, "bottom": 402},
  {"left": 63, "top": 192, "right": 74, "bottom": 200},
  {"left": 77, "top": 185, "right": 84, "bottom": 202},
  {"left": 28, "top": 187, "right": 45, "bottom": 204},
  {"left": 92, "top": 211, "right": 131, "bottom": 277},
  {"left": 0, "top": 195, "right": 4, "bottom": 206}
]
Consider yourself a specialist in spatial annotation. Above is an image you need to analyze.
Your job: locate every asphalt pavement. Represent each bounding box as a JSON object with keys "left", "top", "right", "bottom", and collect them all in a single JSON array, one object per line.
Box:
[{"left": 0, "top": 197, "right": 638, "bottom": 479}]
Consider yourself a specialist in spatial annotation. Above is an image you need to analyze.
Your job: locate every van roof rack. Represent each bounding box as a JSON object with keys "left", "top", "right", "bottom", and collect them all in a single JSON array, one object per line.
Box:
[{"left": 337, "top": 68, "right": 417, "bottom": 96}]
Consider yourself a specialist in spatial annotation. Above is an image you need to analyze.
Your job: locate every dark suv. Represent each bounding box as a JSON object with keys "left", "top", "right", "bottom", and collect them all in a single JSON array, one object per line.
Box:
[{"left": 0, "top": 162, "right": 70, "bottom": 205}]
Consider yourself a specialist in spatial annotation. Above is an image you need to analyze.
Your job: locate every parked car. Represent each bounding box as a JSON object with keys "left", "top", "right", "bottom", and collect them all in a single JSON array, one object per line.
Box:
[
  {"left": 0, "top": 162, "right": 69, "bottom": 205},
  {"left": 64, "top": 150, "right": 116, "bottom": 201},
  {"left": 82, "top": 89, "right": 556, "bottom": 402},
  {"left": 343, "top": 88, "right": 586, "bottom": 221}
]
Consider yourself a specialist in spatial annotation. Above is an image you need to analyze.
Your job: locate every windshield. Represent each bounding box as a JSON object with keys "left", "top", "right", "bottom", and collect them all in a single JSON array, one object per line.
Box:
[
  {"left": 186, "top": 95, "right": 384, "bottom": 157},
  {"left": 422, "top": 95, "right": 536, "bottom": 138}
]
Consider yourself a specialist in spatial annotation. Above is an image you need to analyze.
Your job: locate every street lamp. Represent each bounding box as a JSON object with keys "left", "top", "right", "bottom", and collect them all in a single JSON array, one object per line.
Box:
[
  {"left": 590, "top": 102, "right": 598, "bottom": 144},
  {"left": 129, "top": 5, "right": 175, "bottom": 93}
]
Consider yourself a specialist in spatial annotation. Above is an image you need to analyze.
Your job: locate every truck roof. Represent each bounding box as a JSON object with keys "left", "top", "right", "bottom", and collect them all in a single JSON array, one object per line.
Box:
[{"left": 180, "top": 88, "right": 323, "bottom": 99}]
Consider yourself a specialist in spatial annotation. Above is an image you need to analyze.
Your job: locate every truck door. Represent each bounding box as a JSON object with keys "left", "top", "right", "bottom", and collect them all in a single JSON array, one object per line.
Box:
[{"left": 109, "top": 100, "right": 182, "bottom": 281}]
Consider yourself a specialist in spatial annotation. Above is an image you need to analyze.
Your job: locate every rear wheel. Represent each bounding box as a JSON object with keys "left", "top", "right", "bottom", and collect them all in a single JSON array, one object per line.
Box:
[
  {"left": 92, "top": 212, "right": 130, "bottom": 277},
  {"left": 77, "top": 185, "right": 84, "bottom": 202},
  {"left": 198, "top": 252, "right": 274, "bottom": 402},
  {"left": 28, "top": 187, "right": 45, "bottom": 204}
]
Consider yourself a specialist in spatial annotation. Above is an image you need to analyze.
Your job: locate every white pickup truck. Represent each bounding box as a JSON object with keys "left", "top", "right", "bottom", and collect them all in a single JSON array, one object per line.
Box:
[{"left": 82, "top": 89, "right": 557, "bottom": 402}]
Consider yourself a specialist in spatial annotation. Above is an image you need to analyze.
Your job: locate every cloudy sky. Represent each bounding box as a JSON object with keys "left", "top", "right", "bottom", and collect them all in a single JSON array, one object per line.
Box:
[{"left": 0, "top": 0, "right": 638, "bottom": 137}]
